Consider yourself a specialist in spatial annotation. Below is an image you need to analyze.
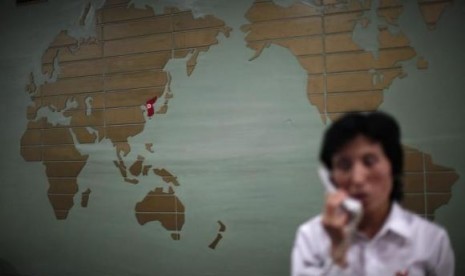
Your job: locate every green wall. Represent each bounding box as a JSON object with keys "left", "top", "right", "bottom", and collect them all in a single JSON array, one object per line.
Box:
[{"left": 0, "top": 0, "right": 464, "bottom": 275}]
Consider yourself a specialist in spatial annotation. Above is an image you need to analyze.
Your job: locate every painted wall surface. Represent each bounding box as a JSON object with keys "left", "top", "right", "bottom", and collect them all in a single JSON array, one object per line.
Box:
[{"left": 0, "top": 0, "right": 464, "bottom": 275}]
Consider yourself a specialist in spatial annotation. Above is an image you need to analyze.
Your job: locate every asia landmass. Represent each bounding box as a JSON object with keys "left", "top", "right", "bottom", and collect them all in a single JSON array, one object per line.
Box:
[{"left": 20, "top": 0, "right": 231, "bottom": 240}]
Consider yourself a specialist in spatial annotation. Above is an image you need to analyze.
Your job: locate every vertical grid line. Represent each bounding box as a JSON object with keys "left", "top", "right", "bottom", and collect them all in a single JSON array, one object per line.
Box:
[
  {"left": 422, "top": 152, "right": 428, "bottom": 217},
  {"left": 173, "top": 191, "right": 178, "bottom": 233},
  {"left": 170, "top": 9, "right": 175, "bottom": 60},
  {"left": 40, "top": 126, "right": 45, "bottom": 161},
  {"left": 101, "top": 20, "right": 108, "bottom": 138},
  {"left": 321, "top": 11, "right": 328, "bottom": 123}
]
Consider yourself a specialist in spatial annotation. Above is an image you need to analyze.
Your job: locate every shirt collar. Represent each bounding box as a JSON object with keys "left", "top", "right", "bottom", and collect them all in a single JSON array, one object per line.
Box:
[{"left": 372, "top": 202, "right": 412, "bottom": 241}]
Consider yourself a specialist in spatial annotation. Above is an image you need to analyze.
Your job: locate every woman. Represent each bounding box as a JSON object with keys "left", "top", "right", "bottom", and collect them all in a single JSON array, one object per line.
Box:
[{"left": 291, "top": 112, "right": 454, "bottom": 276}]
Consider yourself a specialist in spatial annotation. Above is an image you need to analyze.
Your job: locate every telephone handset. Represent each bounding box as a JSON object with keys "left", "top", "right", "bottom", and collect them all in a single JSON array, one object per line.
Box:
[{"left": 318, "top": 166, "right": 363, "bottom": 235}]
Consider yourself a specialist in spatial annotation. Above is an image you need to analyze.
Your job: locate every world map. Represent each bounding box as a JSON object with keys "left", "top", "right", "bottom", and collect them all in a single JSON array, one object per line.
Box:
[{"left": 19, "top": 0, "right": 458, "bottom": 248}]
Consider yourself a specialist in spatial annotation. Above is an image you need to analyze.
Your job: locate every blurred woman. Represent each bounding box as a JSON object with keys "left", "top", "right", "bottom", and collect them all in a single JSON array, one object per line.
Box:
[{"left": 291, "top": 112, "right": 454, "bottom": 276}]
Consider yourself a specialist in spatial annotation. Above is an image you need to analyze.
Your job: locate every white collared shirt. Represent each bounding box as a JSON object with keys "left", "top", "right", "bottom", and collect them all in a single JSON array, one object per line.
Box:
[{"left": 291, "top": 203, "right": 454, "bottom": 276}]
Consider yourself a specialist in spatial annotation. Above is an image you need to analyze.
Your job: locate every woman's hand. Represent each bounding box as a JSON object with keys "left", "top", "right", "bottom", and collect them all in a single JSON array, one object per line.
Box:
[{"left": 321, "top": 191, "right": 351, "bottom": 267}]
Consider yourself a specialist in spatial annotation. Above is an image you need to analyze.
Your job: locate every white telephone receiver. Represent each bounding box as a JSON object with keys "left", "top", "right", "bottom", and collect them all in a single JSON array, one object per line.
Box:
[{"left": 318, "top": 166, "right": 363, "bottom": 234}]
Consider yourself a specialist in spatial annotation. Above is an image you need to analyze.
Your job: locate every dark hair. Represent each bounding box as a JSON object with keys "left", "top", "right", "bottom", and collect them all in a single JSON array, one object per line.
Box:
[{"left": 319, "top": 111, "right": 403, "bottom": 202}]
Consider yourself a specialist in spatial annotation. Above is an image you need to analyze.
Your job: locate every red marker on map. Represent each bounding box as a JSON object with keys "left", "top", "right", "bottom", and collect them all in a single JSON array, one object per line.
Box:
[{"left": 146, "top": 97, "right": 158, "bottom": 117}]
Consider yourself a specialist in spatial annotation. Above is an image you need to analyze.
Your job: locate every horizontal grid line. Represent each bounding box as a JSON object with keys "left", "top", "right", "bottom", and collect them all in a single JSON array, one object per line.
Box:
[
  {"left": 103, "top": 24, "right": 226, "bottom": 42},
  {"left": 323, "top": 5, "right": 404, "bottom": 15},
  {"left": 101, "top": 44, "right": 208, "bottom": 58},
  {"left": 307, "top": 67, "right": 401, "bottom": 77},
  {"left": 41, "top": 90, "right": 103, "bottom": 97},
  {"left": 307, "top": 65, "right": 403, "bottom": 75},
  {"left": 42, "top": 50, "right": 171, "bottom": 66},
  {"left": 376, "top": 5, "right": 404, "bottom": 9},
  {"left": 245, "top": 9, "right": 360, "bottom": 24},
  {"left": 36, "top": 87, "right": 165, "bottom": 98},
  {"left": 417, "top": 0, "right": 453, "bottom": 5},
  {"left": 41, "top": 85, "right": 165, "bottom": 97},
  {"left": 45, "top": 24, "right": 224, "bottom": 51},
  {"left": 245, "top": 6, "right": 403, "bottom": 22},
  {"left": 245, "top": 13, "right": 322, "bottom": 23},
  {"left": 323, "top": 45, "right": 413, "bottom": 55},
  {"left": 135, "top": 211, "right": 185, "bottom": 214},
  {"left": 296, "top": 45, "right": 413, "bottom": 57},
  {"left": 22, "top": 144, "right": 84, "bottom": 148},
  {"left": 245, "top": 33, "right": 324, "bottom": 43},
  {"left": 48, "top": 193, "right": 80, "bottom": 196},
  {"left": 246, "top": 36, "right": 412, "bottom": 53},
  {"left": 308, "top": 90, "right": 384, "bottom": 95},
  {"left": 105, "top": 86, "right": 165, "bottom": 93},
  {"left": 42, "top": 69, "right": 164, "bottom": 78},
  {"left": 43, "top": 160, "right": 87, "bottom": 163},
  {"left": 404, "top": 168, "right": 455, "bottom": 173},
  {"left": 51, "top": 70, "right": 164, "bottom": 79},
  {"left": 52, "top": 68, "right": 166, "bottom": 81},
  {"left": 141, "top": 195, "right": 178, "bottom": 197},
  {"left": 47, "top": 42, "right": 78, "bottom": 48},
  {"left": 100, "top": 9, "right": 192, "bottom": 25},
  {"left": 101, "top": 2, "right": 132, "bottom": 9},
  {"left": 323, "top": 65, "right": 404, "bottom": 74},
  {"left": 249, "top": 29, "right": 351, "bottom": 39},
  {"left": 404, "top": 192, "right": 451, "bottom": 195},
  {"left": 43, "top": 160, "right": 87, "bottom": 162},
  {"left": 325, "top": 45, "right": 414, "bottom": 56},
  {"left": 405, "top": 171, "right": 456, "bottom": 174},
  {"left": 43, "top": 45, "right": 201, "bottom": 64},
  {"left": 319, "top": 110, "right": 377, "bottom": 116},
  {"left": 47, "top": 177, "right": 84, "bottom": 180},
  {"left": 44, "top": 43, "right": 101, "bottom": 51},
  {"left": 23, "top": 122, "right": 145, "bottom": 130}
]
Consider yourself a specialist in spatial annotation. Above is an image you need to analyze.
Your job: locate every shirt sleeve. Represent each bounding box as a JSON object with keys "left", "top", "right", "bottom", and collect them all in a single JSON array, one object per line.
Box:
[
  {"left": 431, "top": 228, "right": 455, "bottom": 276},
  {"left": 291, "top": 226, "right": 353, "bottom": 276}
]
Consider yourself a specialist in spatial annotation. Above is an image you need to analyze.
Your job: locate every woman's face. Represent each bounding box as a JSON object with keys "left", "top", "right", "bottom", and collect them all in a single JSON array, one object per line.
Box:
[{"left": 331, "top": 135, "right": 393, "bottom": 216}]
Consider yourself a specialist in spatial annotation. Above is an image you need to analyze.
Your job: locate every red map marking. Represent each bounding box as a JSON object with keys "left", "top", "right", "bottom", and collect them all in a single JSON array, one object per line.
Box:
[{"left": 146, "top": 97, "right": 158, "bottom": 117}]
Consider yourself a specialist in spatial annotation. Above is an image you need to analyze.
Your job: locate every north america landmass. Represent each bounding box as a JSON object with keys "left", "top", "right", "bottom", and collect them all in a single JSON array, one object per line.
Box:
[
  {"left": 241, "top": 0, "right": 458, "bottom": 219},
  {"left": 20, "top": 0, "right": 457, "bottom": 247}
]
